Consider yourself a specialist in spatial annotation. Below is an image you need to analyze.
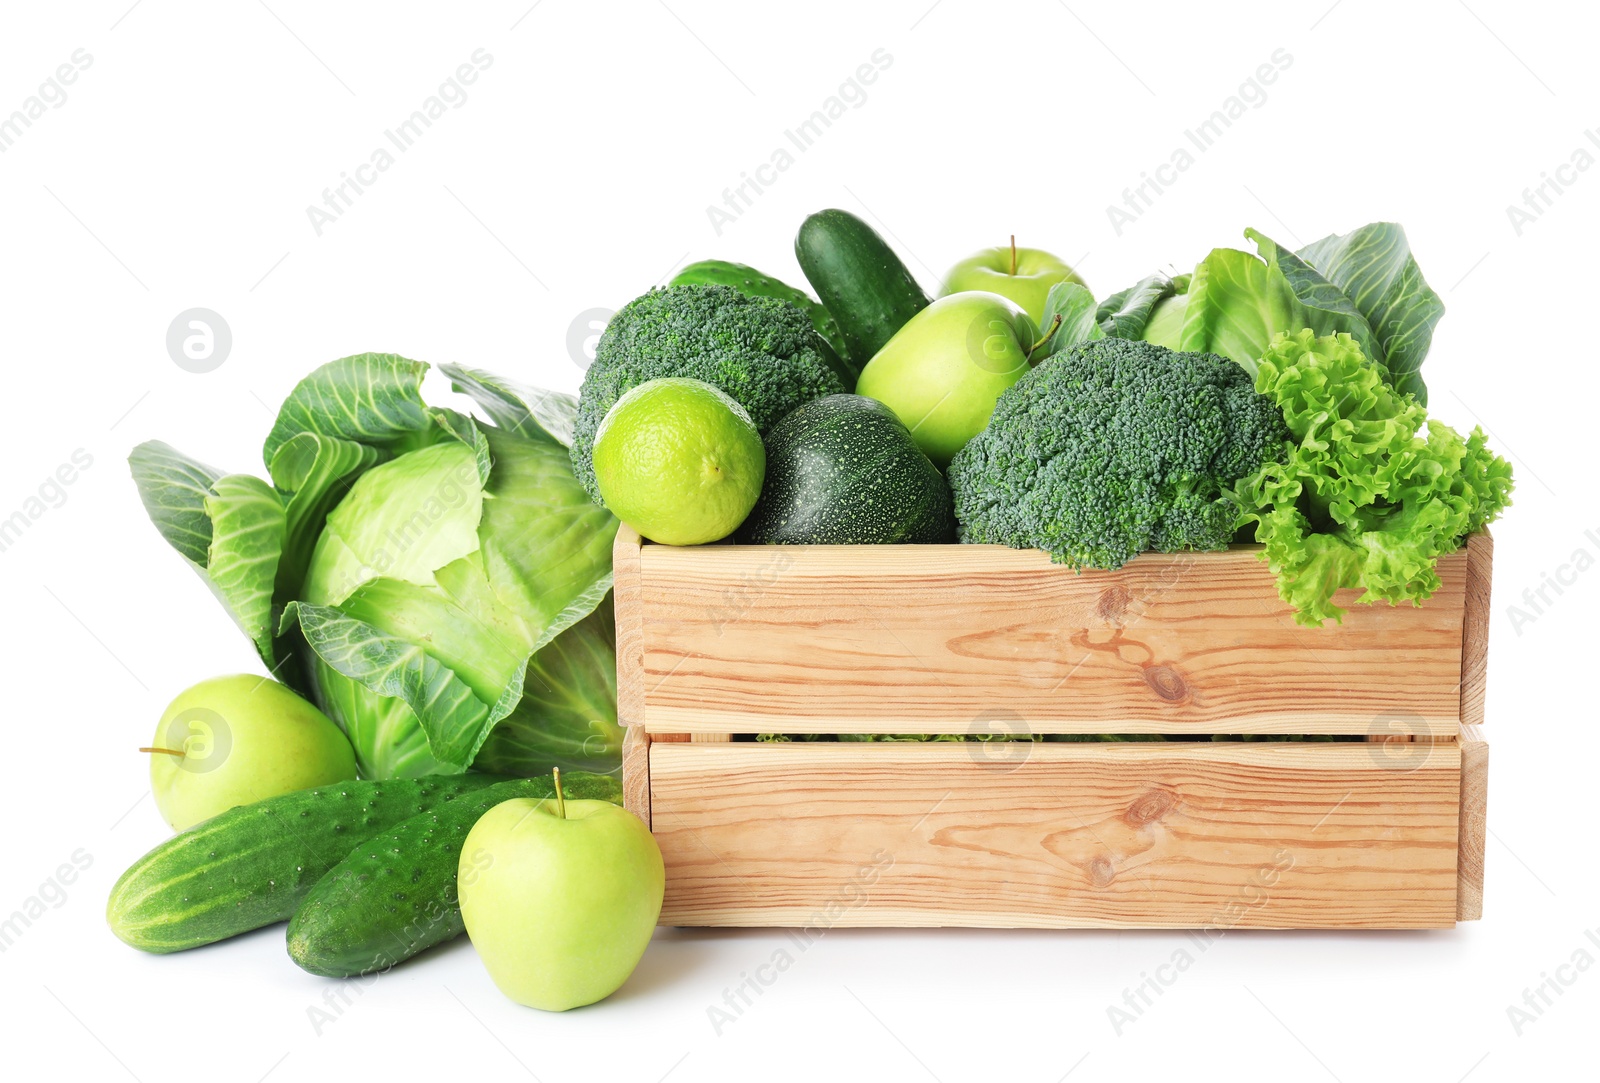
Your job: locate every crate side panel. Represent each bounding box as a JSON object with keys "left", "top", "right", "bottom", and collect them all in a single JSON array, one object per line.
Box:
[
  {"left": 1457, "top": 725, "right": 1488, "bottom": 921},
  {"left": 638, "top": 543, "right": 1468, "bottom": 735},
  {"left": 651, "top": 742, "right": 1462, "bottom": 928}
]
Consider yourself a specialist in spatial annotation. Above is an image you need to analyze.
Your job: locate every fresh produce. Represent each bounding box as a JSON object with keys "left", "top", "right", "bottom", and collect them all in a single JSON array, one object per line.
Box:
[
  {"left": 132, "top": 355, "right": 622, "bottom": 782},
  {"left": 947, "top": 337, "right": 1287, "bottom": 569},
  {"left": 1095, "top": 272, "right": 1189, "bottom": 346},
  {"left": 107, "top": 774, "right": 512, "bottom": 953},
  {"left": 592, "top": 378, "right": 766, "bottom": 545},
  {"left": 146, "top": 674, "right": 356, "bottom": 832},
  {"left": 940, "top": 238, "right": 1085, "bottom": 326},
  {"left": 669, "top": 259, "right": 851, "bottom": 377},
  {"left": 570, "top": 284, "right": 844, "bottom": 503},
  {"left": 1231, "top": 330, "right": 1513, "bottom": 624},
  {"left": 286, "top": 770, "right": 622, "bottom": 977},
  {"left": 1098, "top": 223, "right": 1444, "bottom": 403},
  {"left": 459, "top": 775, "right": 665, "bottom": 1011},
  {"left": 855, "top": 292, "right": 1040, "bottom": 467},
  {"left": 795, "top": 207, "right": 930, "bottom": 369},
  {"left": 738, "top": 394, "right": 954, "bottom": 545}
]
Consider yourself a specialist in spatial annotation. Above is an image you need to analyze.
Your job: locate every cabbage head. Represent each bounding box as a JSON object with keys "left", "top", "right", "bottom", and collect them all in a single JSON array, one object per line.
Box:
[{"left": 130, "top": 354, "right": 620, "bottom": 780}]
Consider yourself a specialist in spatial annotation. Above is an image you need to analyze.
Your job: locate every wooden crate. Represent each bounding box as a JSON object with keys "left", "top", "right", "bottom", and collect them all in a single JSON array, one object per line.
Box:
[{"left": 615, "top": 526, "right": 1492, "bottom": 930}]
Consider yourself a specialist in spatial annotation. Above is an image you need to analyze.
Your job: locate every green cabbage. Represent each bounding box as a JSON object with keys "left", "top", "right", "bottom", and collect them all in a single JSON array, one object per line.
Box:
[
  {"left": 1231, "top": 330, "right": 1513, "bottom": 625},
  {"left": 1097, "top": 223, "right": 1445, "bottom": 403},
  {"left": 131, "top": 354, "right": 620, "bottom": 780}
]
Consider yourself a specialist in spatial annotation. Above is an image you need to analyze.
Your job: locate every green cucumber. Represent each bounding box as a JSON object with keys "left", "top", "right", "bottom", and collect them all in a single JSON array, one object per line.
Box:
[
  {"left": 738, "top": 394, "right": 954, "bottom": 545},
  {"left": 286, "top": 771, "right": 622, "bottom": 977},
  {"left": 795, "top": 209, "right": 930, "bottom": 371},
  {"left": 107, "top": 774, "right": 511, "bottom": 953},
  {"left": 669, "top": 259, "right": 854, "bottom": 383}
]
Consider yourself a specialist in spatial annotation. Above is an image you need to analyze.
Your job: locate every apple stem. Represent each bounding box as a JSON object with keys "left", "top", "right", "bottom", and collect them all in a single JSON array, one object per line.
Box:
[
  {"left": 1027, "top": 313, "right": 1063, "bottom": 361},
  {"left": 1009, "top": 235, "right": 1017, "bottom": 277},
  {"left": 139, "top": 746, "right": 185, "bottom": 757},
  {"left": 552, "top": 766, "right": 567, "bottom": 819}
]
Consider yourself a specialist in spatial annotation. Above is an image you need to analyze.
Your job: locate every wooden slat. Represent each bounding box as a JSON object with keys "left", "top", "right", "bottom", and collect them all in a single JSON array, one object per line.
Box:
[
  {"left": 613, "top": 524, "right": 645, "bottom": 730},
  {"left": 1457, "top": 725, "right": 1488, "bottom": 921},
  {"left": 622, "top": 724, "right": 650, "bottom": 828},
  {"left": 1459, "top": 532, "right": 1494, "bottom": 729},
  {"left": 632, "top": 542, "right": 1470, "bottom": 736},
  {"left": 651, "top": 741, "right": 1463, "bottom": 929}
]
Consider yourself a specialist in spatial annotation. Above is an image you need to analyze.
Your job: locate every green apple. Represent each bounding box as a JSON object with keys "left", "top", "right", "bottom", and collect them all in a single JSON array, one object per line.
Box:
[
  {"left": 939, "top": 239, "right": 1084, "bottom": 325},
  {"left": 855, "top": 291, "right": 1038, "bottom": 467},
  {"left": 146, "top": 674, "right": 357, "bottom": 831},
  {"left": 459, "top": 780, "right": 664, "bottom": 1012}
]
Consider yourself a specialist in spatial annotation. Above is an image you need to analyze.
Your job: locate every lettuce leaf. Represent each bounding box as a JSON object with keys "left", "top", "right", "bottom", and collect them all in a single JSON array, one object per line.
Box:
[{"left": 1231, "top": 330, "right": 1513, "bottom": 625}]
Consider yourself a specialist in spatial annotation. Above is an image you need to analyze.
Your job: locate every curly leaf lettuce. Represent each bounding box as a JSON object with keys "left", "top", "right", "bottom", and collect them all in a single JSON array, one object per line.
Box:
[{"left": 1232, "top": 330, "right": 1513, "bottom": 625}]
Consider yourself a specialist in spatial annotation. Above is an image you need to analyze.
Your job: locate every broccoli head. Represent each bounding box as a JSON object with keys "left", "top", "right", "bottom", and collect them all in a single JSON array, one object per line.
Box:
[
  {"left": 570, "top": 284, "right": 846, "bottom": 502},
  {"left": 947, "top": 337, "right": 1287, "bottom": 569}
]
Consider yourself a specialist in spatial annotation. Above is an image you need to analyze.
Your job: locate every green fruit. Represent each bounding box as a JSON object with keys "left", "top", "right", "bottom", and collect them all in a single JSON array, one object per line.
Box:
[
  {"left": 592, "top": 377, "right": 765, "bottom": 546},
  {"left": 940, "top": 242, "right": 1085, "bottom": 326},
  {"left": 739, "top": 395, "right": 953, "bottom": 545},
  {"left": 459, "top": 794, "right": 664, "bottom": 1012},
  {"left": 795, "top": 208, "right": 930, "bottom": 369},
  {"left": 148, "top": 674, "right": 356, "bottom": 832},
  {"left": 286, "top": 771, "right": 622, "bottom": 977},
  {"left": 669, "top": 259, "right": 851, "bottom": 375},
  {"left": 107, "top": 774, "right": 512, "bottom": 954},
  {"left": 855, "top": 291, "right": 1038, "bottom": 468}
]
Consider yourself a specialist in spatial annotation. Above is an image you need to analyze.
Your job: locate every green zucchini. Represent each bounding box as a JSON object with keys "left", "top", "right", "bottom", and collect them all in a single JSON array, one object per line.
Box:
[
  {"left": 107, "top": 774, "right": 511, "bottom": 953},
  {"left": 738, "top": 394, "right": 954, "bottom": 545},
  {"left": 795, "top": 209, "right": 930, "bottom": 371},
  {"left": 286, "top": 771, "right": 622, "bottom": 977},
  {"left": 670, "top": 259, "right": 851, "bottom": 371}
]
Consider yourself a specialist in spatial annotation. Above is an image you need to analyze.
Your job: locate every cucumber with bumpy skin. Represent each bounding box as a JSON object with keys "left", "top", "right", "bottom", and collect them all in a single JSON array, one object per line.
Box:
[
  {"left": 795, "top": 209, "right": 930, "bottom": 371},
  {"left": 669, "top": 260, "right": 854, "bottom": 381},
  {"left": 286, "top": 771, "right": 622, "bottom": 977},
  {"left": 107, "top": 774, "right": 511, "bottom": 953}
]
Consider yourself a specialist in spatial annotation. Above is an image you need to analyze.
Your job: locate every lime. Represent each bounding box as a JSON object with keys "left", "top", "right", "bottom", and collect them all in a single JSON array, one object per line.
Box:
[{"left": 592, "top": 378, "right": 766, "bottom": 545}]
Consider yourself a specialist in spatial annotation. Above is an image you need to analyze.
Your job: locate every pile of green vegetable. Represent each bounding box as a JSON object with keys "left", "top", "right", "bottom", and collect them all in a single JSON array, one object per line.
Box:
[
  {"left": 131, "top": 356, "right": 620, "bottom": 781},
  {"left": 585, "top": 208, "right": 1512, "bottom": 629},
  {"left": 109, "top": 769, "right": 621, "bottom": 974},
  {"left": 110, "top": 206, "right": 1516, "bottom": 988}
]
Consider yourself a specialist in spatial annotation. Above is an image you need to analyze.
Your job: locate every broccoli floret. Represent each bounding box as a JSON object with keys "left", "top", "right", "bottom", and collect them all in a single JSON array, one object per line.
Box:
[
  {"left": 570, "top": 284, "right": 846, "bottom": 502},
  {"left": 947, "top": 337, "right": 1287, "bottom": 569}
]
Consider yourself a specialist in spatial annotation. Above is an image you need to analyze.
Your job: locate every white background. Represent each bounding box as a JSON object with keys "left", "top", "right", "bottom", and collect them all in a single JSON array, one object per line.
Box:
[{"left": 1, "top": 1, "right": 1595, "bottom": 1080}]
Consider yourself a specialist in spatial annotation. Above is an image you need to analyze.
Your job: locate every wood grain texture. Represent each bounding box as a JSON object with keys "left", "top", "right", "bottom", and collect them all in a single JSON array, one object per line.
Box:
[
  {"left": 1459, "top": 532, "right": 1495, "bottom": 730},
  {"left": 1457, "top": 725, "right": 1488, "bottom": 921},
  {"left": 622, "top": 724, "right": 650, "bottom": 828},
  {"left": 613, "top": 525, "right": 645, "bottom": 730},
  {"left": 630, "top": 541, "right": 1471, "bottom": 735},
  {"left": 651, "top": 741, "right": 1464, "bottom": 929}
]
